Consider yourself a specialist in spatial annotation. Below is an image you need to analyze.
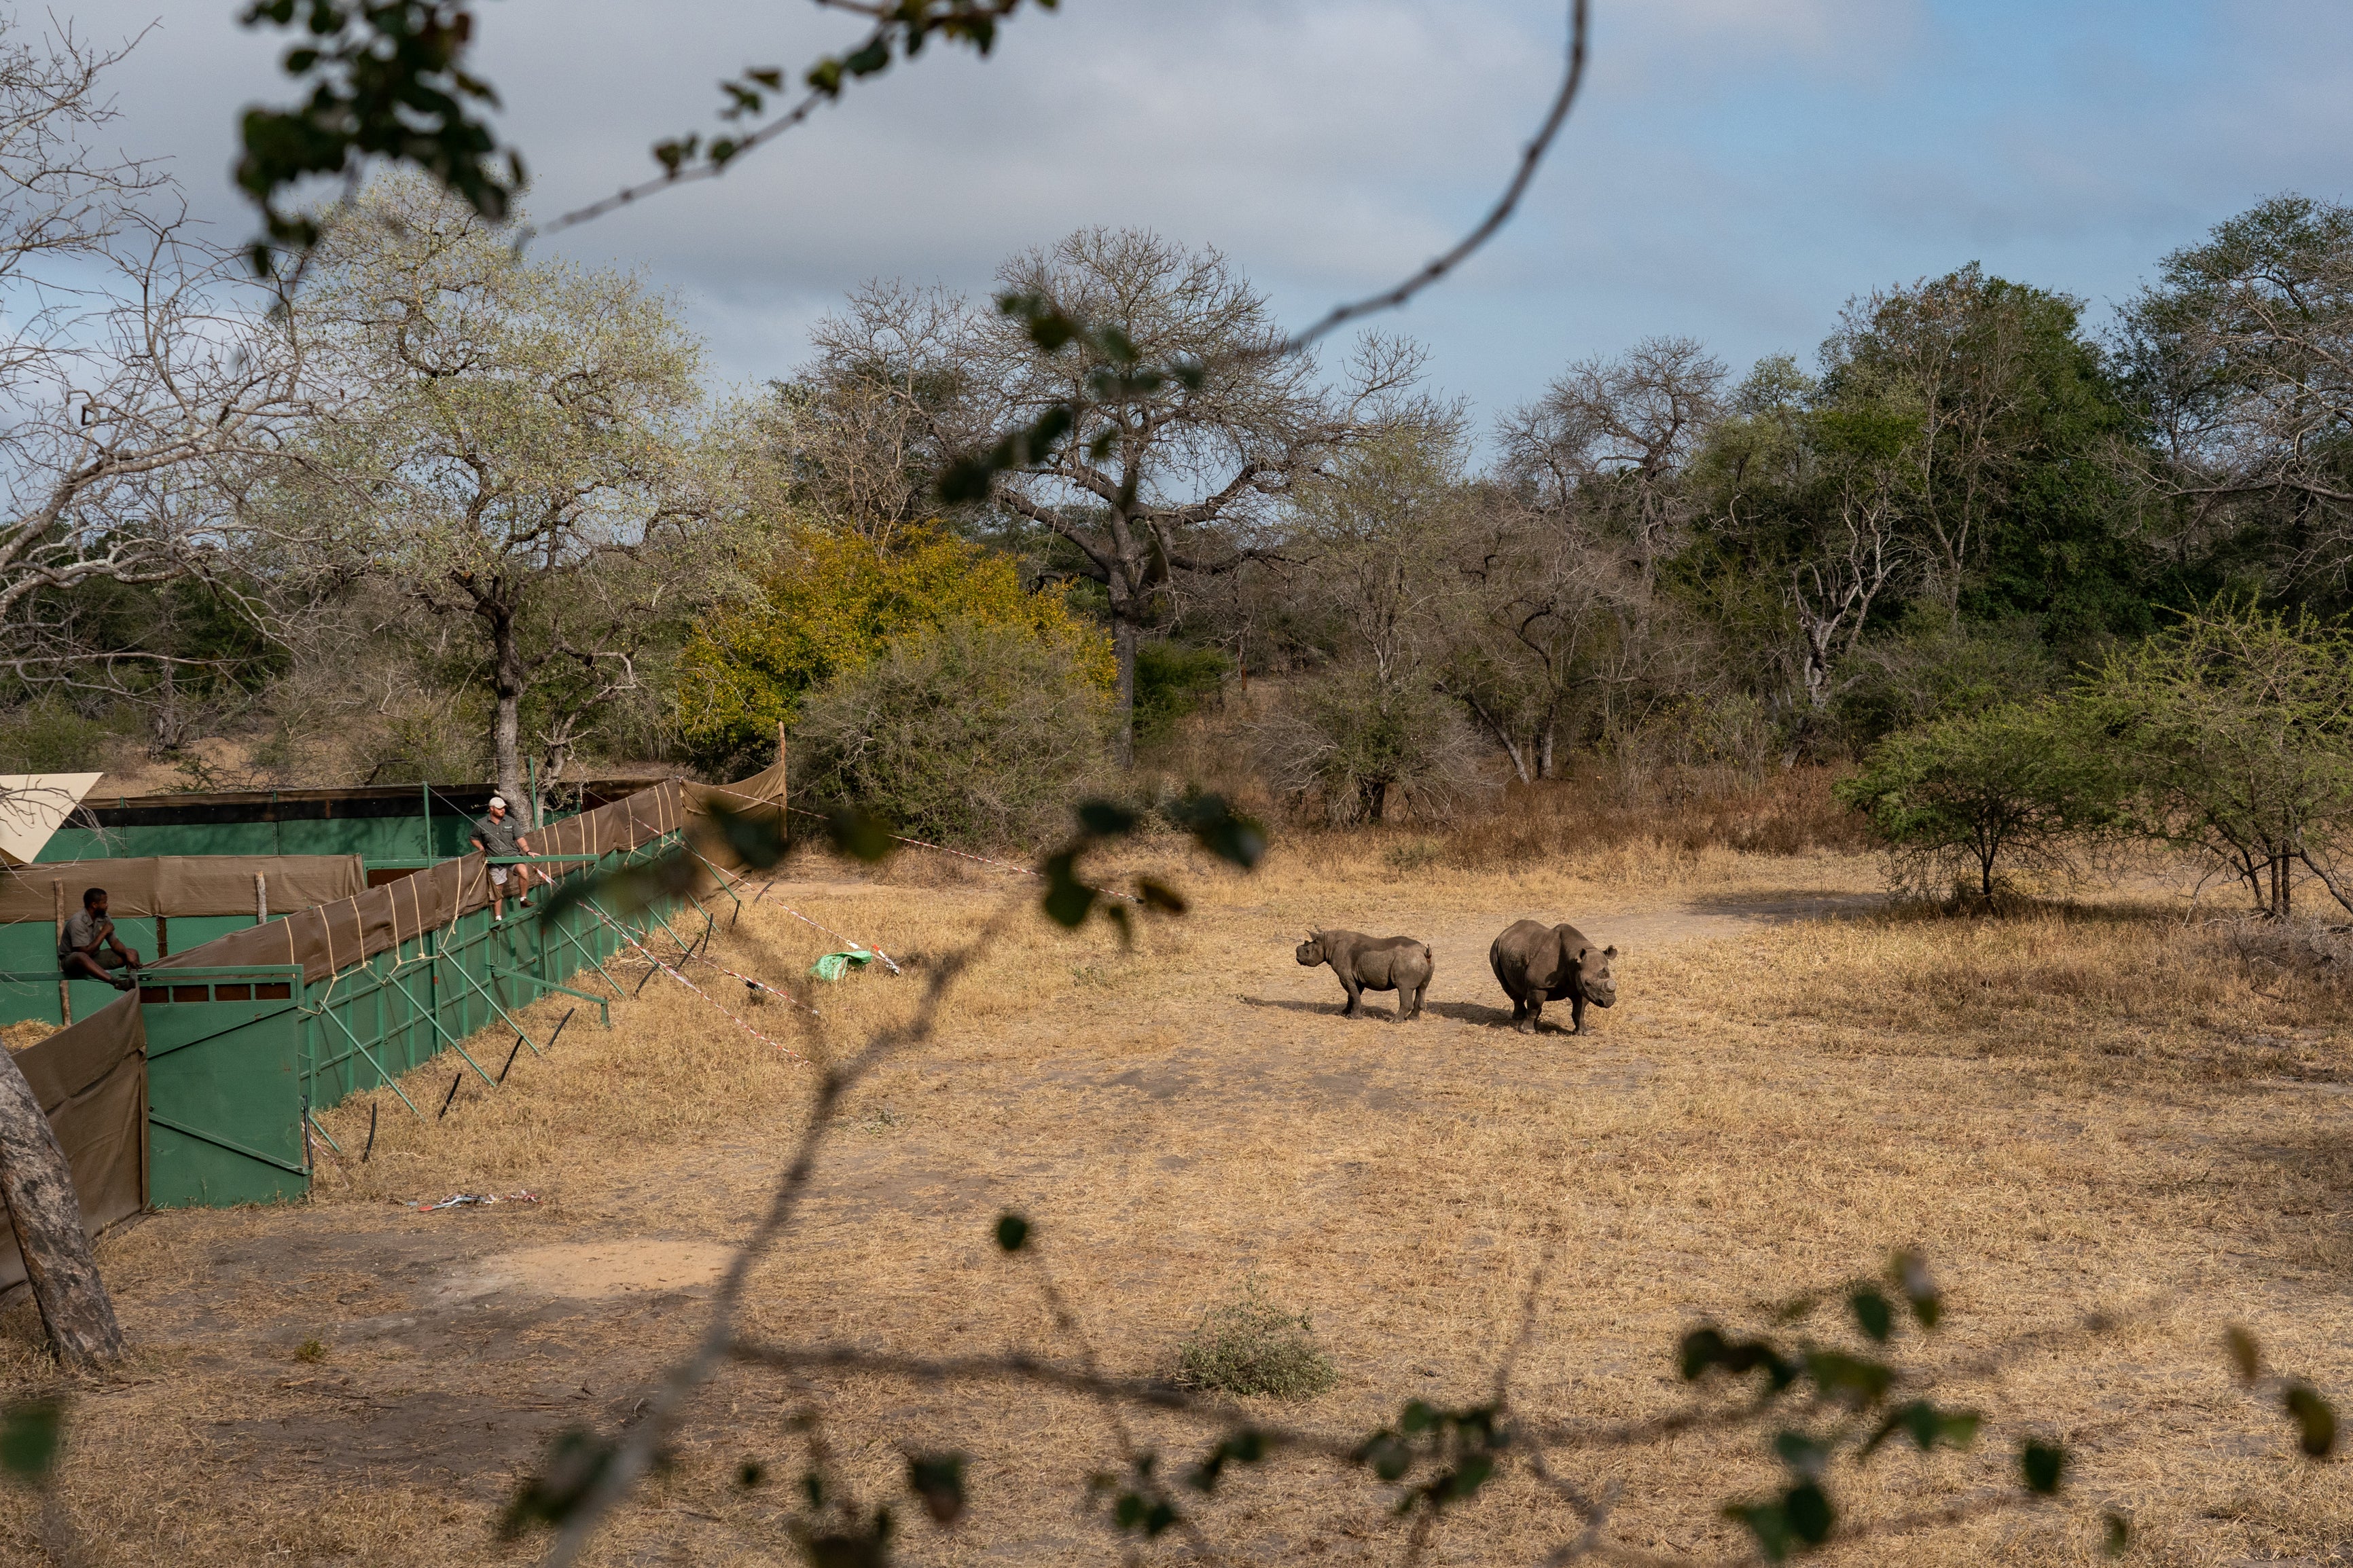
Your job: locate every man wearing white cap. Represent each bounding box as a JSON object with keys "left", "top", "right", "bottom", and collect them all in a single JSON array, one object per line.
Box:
[{"left": 470, "top": 795, "right": 537, "bottom": 922}]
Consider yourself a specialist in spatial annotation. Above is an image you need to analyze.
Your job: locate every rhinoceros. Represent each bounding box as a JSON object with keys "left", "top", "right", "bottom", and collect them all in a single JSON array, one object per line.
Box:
[
  {"left": 1295, "top": 929, "right": 1433, "bottom": 1021},
  {"left": 1488, "top": 919, "right": 1617, "bottom": 1035}
]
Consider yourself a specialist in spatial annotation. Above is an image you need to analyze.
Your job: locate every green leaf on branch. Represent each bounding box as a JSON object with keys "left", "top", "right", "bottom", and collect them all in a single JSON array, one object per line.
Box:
[
  {"left": 1725, "top": 1482, "right": 1835, "bottom": 1561},
  {"left": 1772, "top": 1429, "right": 1830, "bottom": 1478},
  {"left": 827, "top": 807, "right": 897, "bottom": 864},
  {"left": 1162, "top": 792, "right": 1266, "bottom": 869},
  {"left": 707, "top": 799, "right": 791, "bottom": 870},
  {"left": 1354, "top": 1431, "right": 1412, "bottom": 1483},
  {"left": 2103, "top": 1511, "right": 2132, "bottom": 1557},
  {"left": 1111, "top": 1491, "right": 1177, "bottom": 1537},
  {"left": 1848, "top": 1286, "right": 1894, "bottom": 1343},
  {"left": 2225, "top": 1324, "right": 2261, "bottom": 1383},
  {"left": 994, "top": 1212, "right": 1030, "bottom": 1252},
  {"left": 794, "top": 1507, "right": 894, "bottom": 1568},
  {"left": 1678, "top": 1326, "right": 1798, "bottom": 1390},
  {"left": 1861, "top": 1400, "right": 1980, "bottom": 1458},
  {"left": 907, "top": 1451, "right": 967, "bottom": 1523},
  {"left": 2284, "top": 1383, "right": 2338, "bottom": 1459},
  {"left": 937, "top": 404, "right": 1075, "bottom": 503},
  {"left": 2019, "top": 1439, "right": 2068, "bottom": 1495},
  {"left": 1803, "top": 1350, "right": 1894, "bottom": 1408},
  {"left": 0, "top": 1398, "right": 62, "bottom": 1483},
  {"left": 1039, "top": 852, "right": 1095, "bottom": 928},
  {"left": 236, "top": 0, "right": 520, "bottom": 270},
  {"left": 1890, "top": 1251, "right": 1941, "bottom": 1330},
  {"left": 1136, "top": 877, "right": 1187, "bottom": 915},
  {"left": 1187, "top": 1429, "right": 1268, "bottom": 1493},
  {"left": 1075, "top": 800, "right": 1140, "bottom": 837}
]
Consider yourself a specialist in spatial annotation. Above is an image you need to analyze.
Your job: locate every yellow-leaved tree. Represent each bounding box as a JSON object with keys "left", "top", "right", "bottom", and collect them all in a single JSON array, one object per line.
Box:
[{"left": 676, "top": 524, "right": 1113, "bottom": 775}]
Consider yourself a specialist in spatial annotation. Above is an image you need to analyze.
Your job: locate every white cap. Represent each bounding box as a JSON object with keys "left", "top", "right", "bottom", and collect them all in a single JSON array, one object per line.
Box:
[{"left": 488, "top": 795, "right": 507, "bottom": 809}]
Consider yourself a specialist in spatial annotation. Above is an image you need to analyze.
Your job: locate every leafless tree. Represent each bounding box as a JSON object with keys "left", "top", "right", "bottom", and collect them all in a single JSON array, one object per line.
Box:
[
  {"left": 969, "top": 228, "right": 1422, "bottom": 763},
  {"left": 787, "top": 282, "right": 977, "bottom": 552},
  {"left": 1501, "top": 335, "right": 1726, "bottom": 593},
  {"left": 2115, "top": 195, "right": 2353, "bottom": 585},
  {"left": 1440, "top": 486, "right": 1618, "bottom": 783},
  {"left": 0, "top": 17, "right": 313, "bottom": 654},
  {"left": 1789, "top": 484, "right": 1905, "bottom": 721}
]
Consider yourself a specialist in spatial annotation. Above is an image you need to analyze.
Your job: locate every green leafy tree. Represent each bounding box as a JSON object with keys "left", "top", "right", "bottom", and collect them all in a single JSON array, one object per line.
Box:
[
  {"left": 2087, "top": 602, "right": 2353, "bottom": 918},
  {"left": 1837, "top": 701, "right": 2121, "bottom": 902}
]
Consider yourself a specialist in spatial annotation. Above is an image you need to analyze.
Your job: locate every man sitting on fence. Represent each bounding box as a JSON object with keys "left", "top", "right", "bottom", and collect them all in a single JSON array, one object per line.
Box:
[
  {"left": 59, "top": 888, "right": 141, "bottom": 991},
  {"left": 471, "top": 795, "right": 537, "bottom": 922}
]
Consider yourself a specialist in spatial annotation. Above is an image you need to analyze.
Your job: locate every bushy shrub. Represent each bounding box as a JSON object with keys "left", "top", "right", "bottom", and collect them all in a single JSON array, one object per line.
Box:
[
  {"left": 1174, "top": 1278, "right": 1336, "bottom": 1400},
  {"left": 1251, "top": 672, "right": 1491, "bottom": 825},
  {"left": 677, "top": 524, "right": 1113, "bottom": 775},
  {"left": 0, "top": 699, "right": 117, "bottom": 773},
  {"left": 1837, "top": 701, "right": 2121, "bottom": 902},
  {"left": 790, "top": 618, "right": 1112, "bottom": 849}
]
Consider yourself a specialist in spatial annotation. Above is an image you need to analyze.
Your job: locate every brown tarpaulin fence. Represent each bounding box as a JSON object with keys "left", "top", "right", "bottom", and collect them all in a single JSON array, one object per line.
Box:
[
  {"left": 1, "top": 991, "right": 144, "bottom": 1293},
  {"left": 144, "top": 778, "right": 706, "bottom": 985},
  {"left": 0, "top": 856, "right": 366, "bottom": 922},
  {"left": 1, "top": 767, "right": 785, "bottom": 1292}
]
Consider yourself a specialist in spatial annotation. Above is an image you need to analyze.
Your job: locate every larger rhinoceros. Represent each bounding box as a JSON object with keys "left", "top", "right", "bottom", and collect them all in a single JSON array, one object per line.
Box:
[{"left": 1488, "top": 919, "right": 1617, "bottom": 1035}]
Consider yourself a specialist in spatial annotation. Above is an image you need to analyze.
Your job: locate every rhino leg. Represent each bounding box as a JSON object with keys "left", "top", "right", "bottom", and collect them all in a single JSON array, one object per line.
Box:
[
  {"left": 1568, "top": 994, "right": 1587, "bottom": 1035},
  {"left": 1516, "top": 996, "right": 1541, "bottom": 1034},
  {"left": 1340, "top": 979, "right": 1363, "bottom": 1017}
]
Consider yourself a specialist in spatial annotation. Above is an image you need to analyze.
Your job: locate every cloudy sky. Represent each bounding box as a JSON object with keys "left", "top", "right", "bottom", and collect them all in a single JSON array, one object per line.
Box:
[{"left": 57, "top": 0, "right": 2353, "bottom": 433}]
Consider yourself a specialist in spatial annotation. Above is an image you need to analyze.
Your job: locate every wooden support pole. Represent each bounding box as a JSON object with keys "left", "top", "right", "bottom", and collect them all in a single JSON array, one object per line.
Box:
[
  {"left": 0, "top": 1046, "right": 125, "bottom": 1370},
  {"left": 52, "top": 881, "right": 68, "bottom": 1027},
  {"left": 254, "top": 872, "right": 268, "bottom": 924}
]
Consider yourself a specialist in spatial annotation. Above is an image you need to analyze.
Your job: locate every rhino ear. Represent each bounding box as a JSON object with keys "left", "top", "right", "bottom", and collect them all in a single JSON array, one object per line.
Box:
[{"left": 1604, "top": 945, "right": 1619, "bottom": 958}]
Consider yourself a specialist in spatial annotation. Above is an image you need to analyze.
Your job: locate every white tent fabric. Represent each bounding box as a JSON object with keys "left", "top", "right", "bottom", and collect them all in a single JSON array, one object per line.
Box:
[{"left": 0, "top": 775, "right": 102, "bottom": 867}]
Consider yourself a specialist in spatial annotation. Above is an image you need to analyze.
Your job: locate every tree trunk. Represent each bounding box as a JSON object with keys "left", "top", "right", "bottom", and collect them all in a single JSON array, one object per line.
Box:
[
  {"left": 1459, "top": 695, "right": 1530, "bottom": 785},
  {"left": 0, "top": 1046, "right": 126, "bottom": 1370},
  {"left": 488, "top": 600, "right": 527, "bottom": 816},
  {"left": 1111, "top": 615, "right": 1138, "bottom": 770}
]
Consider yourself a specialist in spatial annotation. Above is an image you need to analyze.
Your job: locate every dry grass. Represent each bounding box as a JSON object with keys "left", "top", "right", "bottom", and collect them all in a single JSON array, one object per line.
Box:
[{"left": 3, "top": 836, "right": 2350, "bottom": 1567}]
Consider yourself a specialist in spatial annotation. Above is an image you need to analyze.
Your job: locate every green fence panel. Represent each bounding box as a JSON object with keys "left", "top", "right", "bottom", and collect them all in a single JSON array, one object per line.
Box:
[
  {"left": 22, "top": 826, "right": 695, "bottom": 1207},
  {"left": 141, "top": 968, "right": 307, "bottom": 1208}
]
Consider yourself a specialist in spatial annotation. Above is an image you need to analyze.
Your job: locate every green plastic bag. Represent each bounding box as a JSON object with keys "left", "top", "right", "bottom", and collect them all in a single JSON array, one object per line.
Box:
[{"left": 808, "top": 948, "right": 875, "bottom": 983}]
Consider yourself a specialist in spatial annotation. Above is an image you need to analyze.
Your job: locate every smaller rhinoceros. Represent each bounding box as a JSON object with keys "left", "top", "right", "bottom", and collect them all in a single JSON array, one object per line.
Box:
[
  {"left": 1295, "top": 929, "right": 1434, "bottom": 1021},
  {"left": 1488, "top": 919, "right": 1617, "bottom": 1035}
]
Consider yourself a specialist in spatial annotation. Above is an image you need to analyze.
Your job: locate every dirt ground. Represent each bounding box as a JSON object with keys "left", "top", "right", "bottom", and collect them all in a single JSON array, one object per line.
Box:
[{"left": 3, "top": 839, "right": 2350, "bottom": 1566}]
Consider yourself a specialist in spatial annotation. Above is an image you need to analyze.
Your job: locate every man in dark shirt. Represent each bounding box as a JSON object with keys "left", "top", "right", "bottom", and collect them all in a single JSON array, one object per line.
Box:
[
  {"left": 59, "top": 887, "right": 141, "bottom": 991},
  {"left": 470, "top": 795, "right": 537, "bottom": 921}
]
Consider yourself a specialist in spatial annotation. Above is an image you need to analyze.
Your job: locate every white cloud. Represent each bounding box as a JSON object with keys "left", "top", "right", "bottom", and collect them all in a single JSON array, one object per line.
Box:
[{"left": 31, "top": 0, "right": 2353, "bottom": 431}]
